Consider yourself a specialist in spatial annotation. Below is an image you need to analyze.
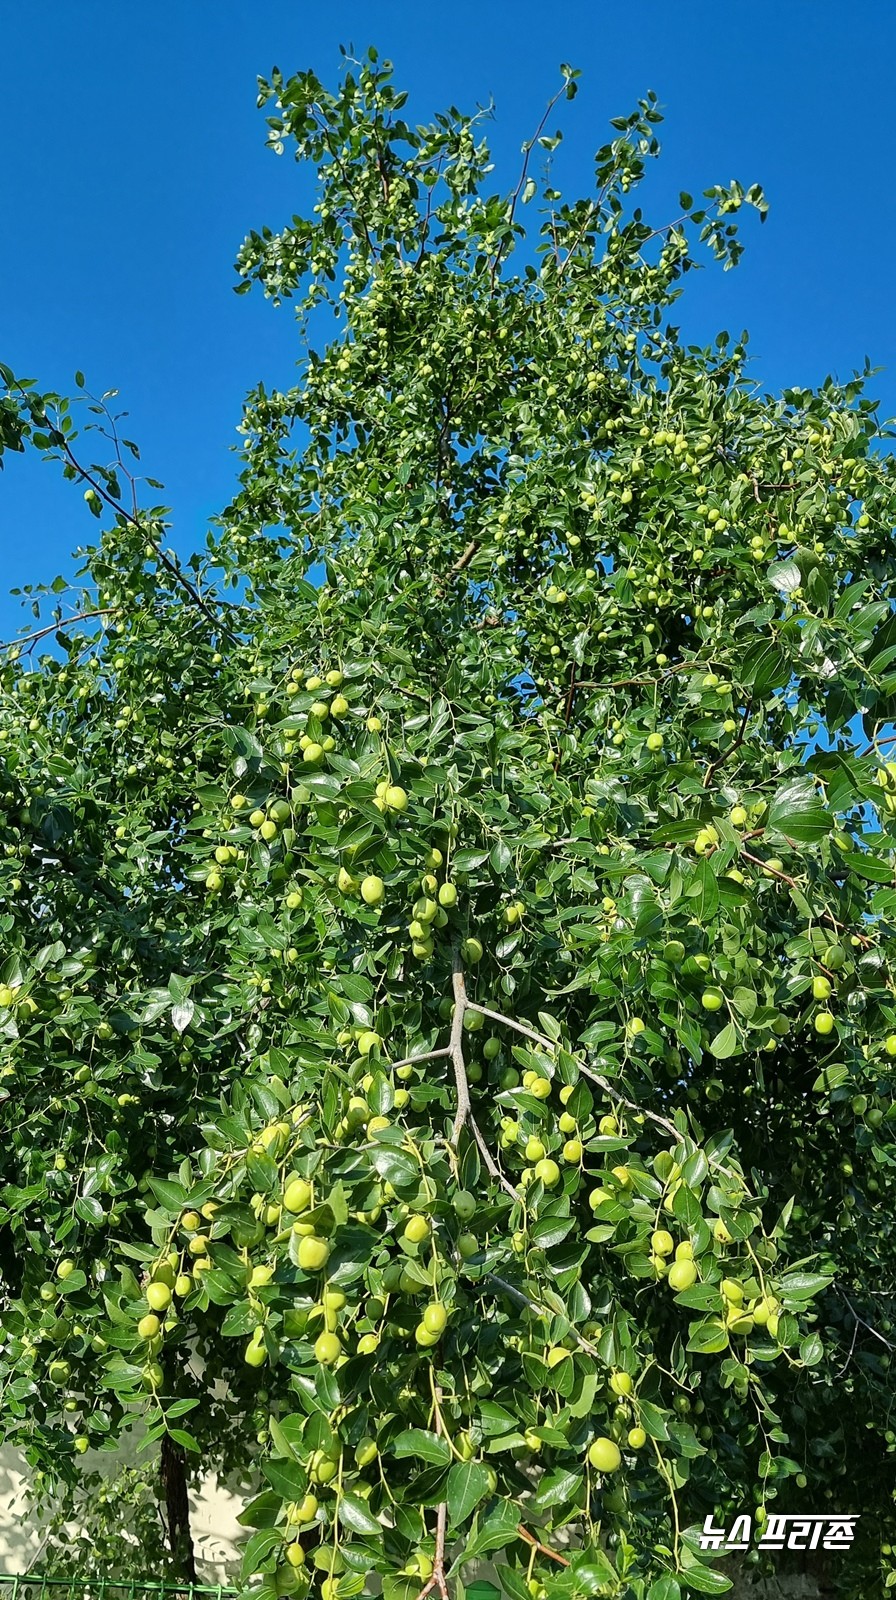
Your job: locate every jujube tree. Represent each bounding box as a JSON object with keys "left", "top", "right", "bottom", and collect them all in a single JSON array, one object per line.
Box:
[{"left": 1, "top": 47, "right": 896, "bottom": 1600}]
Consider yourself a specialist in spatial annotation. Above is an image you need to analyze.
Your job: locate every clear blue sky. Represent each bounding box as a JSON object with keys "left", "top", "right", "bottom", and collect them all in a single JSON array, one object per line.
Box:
[{"left": 2, "top": 3, "right": 894, "bottom": 643}]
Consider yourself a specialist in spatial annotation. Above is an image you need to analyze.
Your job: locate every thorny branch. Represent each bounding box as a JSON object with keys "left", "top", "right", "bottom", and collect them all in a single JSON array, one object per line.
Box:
[{"left": 514, "top": 1524, "right": 570, "bottom": 1568}]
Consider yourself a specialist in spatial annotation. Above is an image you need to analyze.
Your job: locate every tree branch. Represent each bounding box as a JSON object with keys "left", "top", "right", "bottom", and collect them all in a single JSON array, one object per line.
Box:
[
  {"left": 19, "top": 386, "right": 235, "bottom": 642},
  {"left": 449, "top": 540, "right": 479, "bottom": 576},
  {"left": 577, "top": 1062, "right": 681, "bottom": 1145},
  {"left": 388, "top": 1047, "right": 452, "bottom": 1073},
  {"left": 449, "top": 954, "right": 471, "bottom": 1144},
  {"left": 463, "top": 999, "right": 688, "bottom": 1150},
  {"left": 484, "top": 1272, "right": 598, "bottom": 1359},
  {"left": 491, "top": 80, "right": 570, "bottom": 286},
  {"left": 463, "top": 1001, "right": 555, "bottom": 1053},
  {"left": 469, "top": 1114, "right": 521, "bottom": 1203},
  {"left": 740, "top": 850, "right": 870, "bottom": 946},
  {"left": 415, "top": 1390, "right": 451, "bottom": 1600},
  {"left": 0, "top": 608, "right": 120, "bottom": 654},
  {"left": 515, "top": 1524, "right": 570, "bottom": 1568},
  {"left": 702, "top": 697, "right": 752, "bottom": 790},
  {"left": 573, "top": 661, "right": 695, "bottom": 692},
  {"left": 447, "top": 955, "right": 520, "bottom": 1202},
  {"left": 563, "top": 660, "right": 577, "bottom": 729},
  {"left": 63, "top": 443, "right": 229, "bottom": 638}
]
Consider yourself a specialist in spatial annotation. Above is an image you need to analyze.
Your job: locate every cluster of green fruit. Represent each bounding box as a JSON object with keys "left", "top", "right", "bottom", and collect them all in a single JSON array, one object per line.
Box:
[
  {"left": 231, "top": 1029, "right": 788, "bottom": 1362},
  {"left": 497, "top": 1077, "right": 587, "bottom": 1187},
  {"left": 584, "top": 1146, "right": 789, "bottom": 1341},
  {"left": 332, "top": 839, "right": 489, "bottom": 970},
  {"left": 328, "top": 1065, "right": 413, "bottom": 1141},
  {"left": 520, "top": 425, "right": 811, "bottom": 684},
  {"left": 402, "top": 859, "right": 457, "bottom": 962},
  {"left": 243, "top": 1173, "right": 457, "bottom": 1370},
  {"left": 123, "top": 1199, "right": 236, "bottom": 1373},
  {"left": 371, "top": 780, "right": 409, "bottom": 816},
  {"left": 138, "top": 1066, "right": 799, "bottom": 1567},
  {"left": 201, "top": 674, "right": 391, "bottom": 894},
  {"left": 203, "top": 789, "right": 295, "bottom": 891},
  {"left": 269, "top": 668, "right": 351, "bottom": 765}
]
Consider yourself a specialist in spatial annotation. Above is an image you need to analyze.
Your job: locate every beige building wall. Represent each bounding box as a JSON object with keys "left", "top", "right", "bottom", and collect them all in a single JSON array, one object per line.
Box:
[{"left": 0, "top": 1444, "right": 243, "bottom": 1581}]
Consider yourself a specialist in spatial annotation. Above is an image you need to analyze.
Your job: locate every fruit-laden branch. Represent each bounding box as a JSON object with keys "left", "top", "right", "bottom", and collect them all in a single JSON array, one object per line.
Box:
[
  {"left": 422, "top": 1360, "right": 572, "bottom": 1593},
  {"left": 463, "top": 1000, "right": 683, "bottom": 1145},
  {"left": 447, "top": 952, "right": 520, "bottom": 1203},
  {"left": 464, "top": 999, "right": 746, "bottom": 1186}
]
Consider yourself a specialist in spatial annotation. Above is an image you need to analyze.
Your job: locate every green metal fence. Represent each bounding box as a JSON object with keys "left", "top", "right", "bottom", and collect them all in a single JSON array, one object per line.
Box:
[{"left": 0, "top": 1583, "right": 235, "bottom": 1600}]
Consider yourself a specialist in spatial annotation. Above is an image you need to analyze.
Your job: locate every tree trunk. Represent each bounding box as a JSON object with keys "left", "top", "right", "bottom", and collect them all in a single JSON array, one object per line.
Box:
[{"left": 161, "top": 1433, "right": 197, "bottom": 1584}]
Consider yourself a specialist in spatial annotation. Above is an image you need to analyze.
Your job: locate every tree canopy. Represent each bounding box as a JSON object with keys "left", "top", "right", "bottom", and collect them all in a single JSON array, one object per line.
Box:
[{"left": 1, "top": 46, "right": 896, "bottom": 1600}]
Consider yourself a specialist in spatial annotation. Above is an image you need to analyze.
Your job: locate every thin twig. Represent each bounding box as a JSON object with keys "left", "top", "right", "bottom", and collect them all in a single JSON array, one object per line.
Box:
[
  {"left": 514, "top": 1525, "right": 570, "bottom": 1567},
  {"left": 414, "top": 1391, "right": 451, "bottom": 1600},
  {"left": 16, "top": 384, "right": 233, "bottom": 641},
  {"left": 740, "top": 850, "right": 870, "bottom": 946},
  {"left": 557, "top": 199, "right": 598, "bottom": 280},
  {"left": 840, "top": 1292, "right": 895, "bottom": 1353},
  {"left": 835, "top": 1310, "right": 860, "bottom": 1381},
  {"left": 563, "top": 661, "right": 577, "bottom": 729},
  {"left": 484, "top": 1273, "right": 598, "bottom": 1358},
  {"left": 574, "top": 661, "right": 695, "bottom": 691},
  {"left": 702, "top": 697, "right": 752, "bottom": 790},
  {"left": 490, "top": 80, "right": 569, "bottom": 285},
  {"left": 311, "top": 108, "right": 377, "bottom": 260},
  {"left": 469, "top": 1115, "right": 521, "bottom": 1203}
]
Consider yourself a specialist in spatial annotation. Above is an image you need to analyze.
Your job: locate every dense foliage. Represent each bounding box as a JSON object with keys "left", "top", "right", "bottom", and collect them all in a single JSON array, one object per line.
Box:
[{"left": 2, "top": 47, "right": 896, "bottom": 1600}]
